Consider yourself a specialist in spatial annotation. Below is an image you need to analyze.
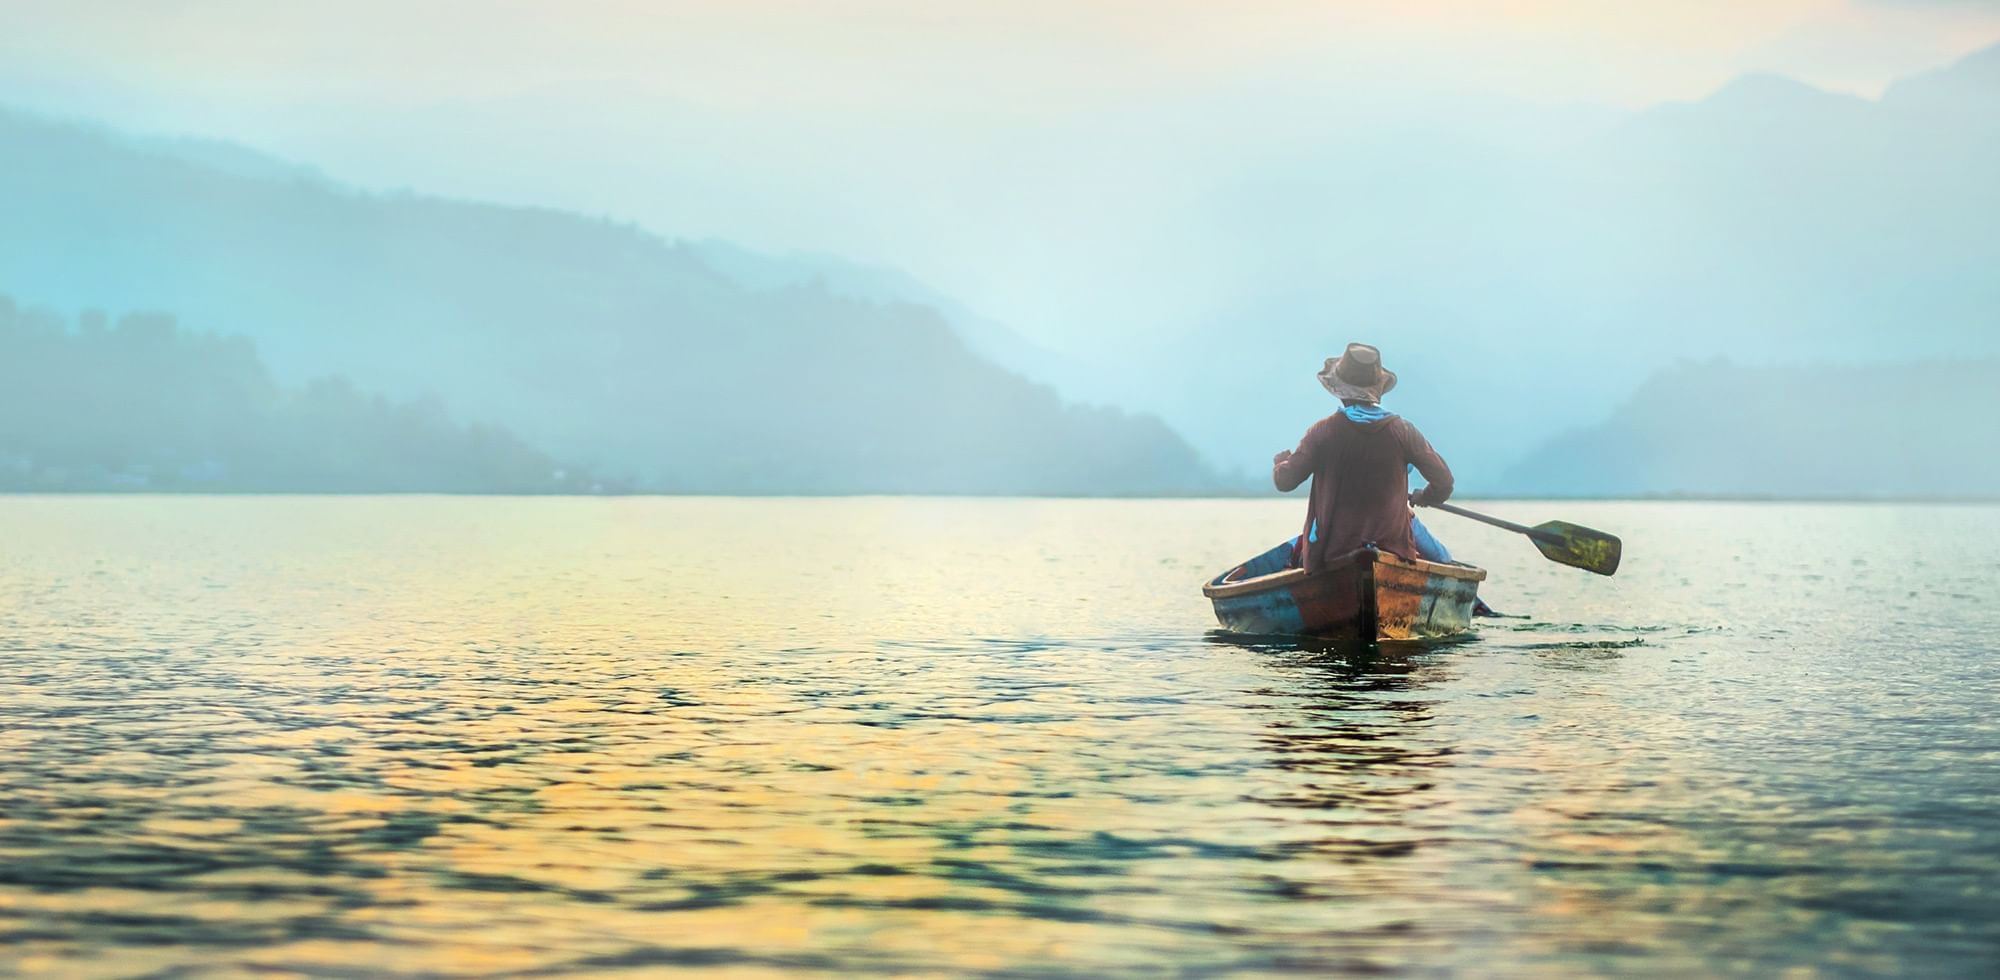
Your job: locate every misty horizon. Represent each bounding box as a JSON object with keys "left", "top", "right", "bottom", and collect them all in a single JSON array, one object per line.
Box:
[{"left": 2, "top": 3, "right": 1997, "bottom": 497}]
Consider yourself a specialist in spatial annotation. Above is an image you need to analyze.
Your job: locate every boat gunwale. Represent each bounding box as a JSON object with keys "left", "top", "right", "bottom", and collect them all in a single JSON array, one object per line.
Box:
[{"left": 1201, "top": 547, "right": 1487, "bottom": 600}]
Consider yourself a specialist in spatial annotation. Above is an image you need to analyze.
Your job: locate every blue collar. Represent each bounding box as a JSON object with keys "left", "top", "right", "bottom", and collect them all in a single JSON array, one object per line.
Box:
[{"left": 1341, "top": 403, "right": 1395, "bottom": 424}]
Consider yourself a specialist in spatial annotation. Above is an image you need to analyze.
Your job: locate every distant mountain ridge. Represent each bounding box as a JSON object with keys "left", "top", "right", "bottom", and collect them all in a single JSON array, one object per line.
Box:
[
  {"left": 1882, "top": 41, "right": 2000, "bottom": 114},
  {"left": 1497, "top": 358, "right": 2000, "bottom": 499},
  {"left": 684, "top": 239, "right": 1094, "bottom": 398},
  {"left": 0, "top": 296, "right": 605, "bottom": 493},
  {"left": 1110, "top": 41, "right": 2000, "bottom": 491},
  {"left": 4, "top": 36, "right": 1997, "bottom": 499},
  {"left": 0, "top": 105, "right": 1227, "bottom": 495}
]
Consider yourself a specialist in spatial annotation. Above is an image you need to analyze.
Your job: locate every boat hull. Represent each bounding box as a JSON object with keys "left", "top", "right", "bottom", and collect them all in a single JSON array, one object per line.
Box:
[{"left": 1202, "top": 546, "right": 1487, "bottom": 641}]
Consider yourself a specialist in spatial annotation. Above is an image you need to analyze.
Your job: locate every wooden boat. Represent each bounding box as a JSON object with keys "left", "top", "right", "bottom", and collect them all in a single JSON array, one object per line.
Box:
[{"left": 1202, "top": 545, "right": 1487, "bottom": 641}]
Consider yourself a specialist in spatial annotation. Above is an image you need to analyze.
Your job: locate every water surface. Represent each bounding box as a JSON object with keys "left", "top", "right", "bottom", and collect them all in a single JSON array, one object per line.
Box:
[{"left": 2, "top": 498, "right": 1996, "bottom": 975}]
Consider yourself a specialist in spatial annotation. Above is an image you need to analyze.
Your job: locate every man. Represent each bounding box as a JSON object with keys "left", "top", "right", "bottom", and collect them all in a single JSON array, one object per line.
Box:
[{"left": 1272, "top": 343, "right": 1456, "bottom": 572}]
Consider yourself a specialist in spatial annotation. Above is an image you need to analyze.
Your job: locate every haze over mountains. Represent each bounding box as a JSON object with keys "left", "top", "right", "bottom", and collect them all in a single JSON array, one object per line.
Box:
[
  {"left": 1, "top": 41, "right": 1996, "bottom": 497},
  {"left": 0, "top": 299, "right": 600, "bottom": 493},
  {"left": 1110, "top": 41, "right": 2000, "bottom": 488},
  {"left": 1502, "top": 358, "right": 2000, "bottom": 499},
  {"left": 0, "top": 107, "right": 1222, "bottom": 495}
]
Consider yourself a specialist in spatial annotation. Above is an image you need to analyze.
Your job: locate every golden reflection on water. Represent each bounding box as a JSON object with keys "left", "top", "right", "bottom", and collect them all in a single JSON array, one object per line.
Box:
[{"left": 2, "top": 497, "right": 1997, "bottom": 975}]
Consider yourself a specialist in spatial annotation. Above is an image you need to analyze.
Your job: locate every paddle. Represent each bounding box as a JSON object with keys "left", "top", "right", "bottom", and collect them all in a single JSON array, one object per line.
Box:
[{"left": 1421, "top": 501, "right": 1622, "bottom": 576}]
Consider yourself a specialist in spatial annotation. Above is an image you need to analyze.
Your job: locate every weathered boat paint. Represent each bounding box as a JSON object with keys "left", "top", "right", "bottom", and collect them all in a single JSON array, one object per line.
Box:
[{"left": 1202, "top": 546, "right": 1487, "bottom": 641}]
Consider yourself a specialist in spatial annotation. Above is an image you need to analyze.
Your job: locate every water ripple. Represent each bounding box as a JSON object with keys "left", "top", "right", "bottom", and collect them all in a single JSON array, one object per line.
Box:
[{"left": 1, "top": 497, "right": 1996, "bottom": 976}]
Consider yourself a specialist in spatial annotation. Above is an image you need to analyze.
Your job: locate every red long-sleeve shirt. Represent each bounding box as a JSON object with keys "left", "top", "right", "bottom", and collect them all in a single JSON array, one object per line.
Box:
[{"left": 1273, "top": 413, "right": 1453, "bottom": 571}]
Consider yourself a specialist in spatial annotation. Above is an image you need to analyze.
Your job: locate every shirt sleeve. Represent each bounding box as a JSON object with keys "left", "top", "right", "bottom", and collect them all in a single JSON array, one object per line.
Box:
[
  {"left": 1273, "top": 420, "right": 1322, "bottom": 492},
  {"left": 1400, "top": 420, "right": 1455, "bottom": 506}
]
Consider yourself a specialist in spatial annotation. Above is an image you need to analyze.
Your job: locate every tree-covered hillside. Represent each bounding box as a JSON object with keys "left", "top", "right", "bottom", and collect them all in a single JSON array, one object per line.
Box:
[{"left": 0, "top": 298, "right": 606, "bottom": 493}]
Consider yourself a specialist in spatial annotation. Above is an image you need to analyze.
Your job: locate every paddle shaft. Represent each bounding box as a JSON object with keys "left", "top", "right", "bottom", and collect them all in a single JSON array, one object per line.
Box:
[{"left": 1424, "top": 501, "right": 1560, "bottom": 544}]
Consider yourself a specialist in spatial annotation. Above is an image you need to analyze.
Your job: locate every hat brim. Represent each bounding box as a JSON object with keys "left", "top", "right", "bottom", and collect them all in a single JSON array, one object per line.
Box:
[{"left": 1318, "top": 359, "right": 1397, "bottom": 401}]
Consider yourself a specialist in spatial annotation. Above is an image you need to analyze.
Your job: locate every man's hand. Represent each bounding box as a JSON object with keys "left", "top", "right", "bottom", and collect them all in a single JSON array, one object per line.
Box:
[
  {"left": 1409, "top": 487, "right": 1430, "bottom": 507},
  {"left": 1274, "top": 450, "right": 1293, "bottom": 466}
]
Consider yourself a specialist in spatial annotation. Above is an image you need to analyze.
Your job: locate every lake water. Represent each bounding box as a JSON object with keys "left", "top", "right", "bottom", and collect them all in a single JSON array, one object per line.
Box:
[{"left": 1, "top": 497, "right": 1996, "bottom": 976}]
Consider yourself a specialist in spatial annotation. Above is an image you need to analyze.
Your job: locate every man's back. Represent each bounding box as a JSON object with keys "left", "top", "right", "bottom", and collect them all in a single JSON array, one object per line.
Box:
[{"left": 1273, "top": 412, "right": 1453, "bottom": 570}]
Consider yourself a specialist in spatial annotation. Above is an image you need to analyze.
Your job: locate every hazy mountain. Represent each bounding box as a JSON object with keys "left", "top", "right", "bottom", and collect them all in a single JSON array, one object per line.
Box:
[
  {"left": 0, "top": 106, "right": 1226, "bottom": 495},
  {"left": 1116, "top": 43, "right": 2000, "bottom": 488},
  {"left": 686, "top": 239, "right": 1102, "bottom": 402},
  {"left": 4, "top": 38, "right": 1993, "bottom": 499},
  {"left": 1882, "top": 41, "right": 2000, "bottom": 116},
  {"left": 131, "top": 134, "right": 332, "bottom": 186},
  {"left": 0, "top": 297, "right": 605, "bottom": 493},
  {"left": 1497, "top": 358, "right": 2000, "bottom": 498}
]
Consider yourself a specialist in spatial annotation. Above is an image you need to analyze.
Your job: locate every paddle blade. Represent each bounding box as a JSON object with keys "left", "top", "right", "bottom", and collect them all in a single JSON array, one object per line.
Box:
[{"left": 1529, "top": 521, "right": 1622, "bottom": 576}]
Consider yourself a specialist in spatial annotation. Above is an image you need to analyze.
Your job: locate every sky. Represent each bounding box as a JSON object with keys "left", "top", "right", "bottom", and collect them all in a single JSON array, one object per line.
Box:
[{"left": 3, "top": 0, "right": 1997, "bottom": 357}]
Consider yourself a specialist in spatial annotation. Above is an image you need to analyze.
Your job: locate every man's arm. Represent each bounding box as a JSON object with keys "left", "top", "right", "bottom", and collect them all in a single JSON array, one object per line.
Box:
[
  {"left": 1400, "top": 420, "right": 1454, "bottom": 506},
  {"left": 1272, "top": 421, "right": 1322, "bottom": 493}
]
